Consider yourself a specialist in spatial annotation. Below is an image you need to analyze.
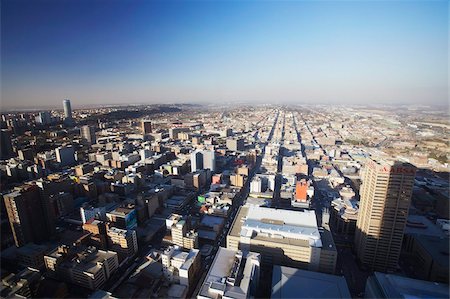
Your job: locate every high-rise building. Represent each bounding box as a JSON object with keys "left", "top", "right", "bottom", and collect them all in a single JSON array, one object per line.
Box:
[
  {"left": 190, "top": 150, "right": 215, "bottom": 172},
  {"left": 81, "top": 125, "right": 96, "bottom": 144},
  {"left": 354, "top": 159, "right": 416, "bottom": 272},
  {"left": 0, "top": 129, "right": 14, "bottom": 160},
  {"left": 3, "top": 184, "right": 49, "bottom": 247},
  {"left": 62, "top": 99, "right": 72, "bottom": 121},
  {"left": 226, "top": 138, "right": 245, "bottom": 152},
  {"left": 141, "top": 120, "right": 152, "bottom": 135},
  {"left": 35, "top": 111, "right": 52, "bottom": 125},
  {"left": 55, "top": 145, "right": 76, "bottom": 167}
]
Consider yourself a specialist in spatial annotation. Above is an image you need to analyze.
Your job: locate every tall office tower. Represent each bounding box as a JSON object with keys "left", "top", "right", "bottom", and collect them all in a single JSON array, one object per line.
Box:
[
  {"left": 354, "top": 159, "right": 416, "bottom": 272},
  {"left": 141, "top": 120, "right": 152, "bottom": 135},
  {"left": 3, "top": 184, "right": 48, "bottom": 247},
  {"left": 202, "top": 150, "right": 215, "bottom": 172},
  {"left": 226, "top": 138, "right": 245, "bottom": 152},
  {"left": 35, "top": 111, "right": 52, "bottom": 125},
  {"left": 190, "top": 151, "right": 203, "bottom": 172},
  {"left": 63, "top": 99, "right": 72, "bottom": 119},
  {"left": 190, "top": 150, "right": 216, "bottom": 173},
  {"left": 81, "top": 125, "right": 96, "bottom": 144},
  {"left": 55, "top": 145, "right": 76, "bottom": 167},
  {"left": 0, "top": 129, "right": 14, "bottom": 160}
]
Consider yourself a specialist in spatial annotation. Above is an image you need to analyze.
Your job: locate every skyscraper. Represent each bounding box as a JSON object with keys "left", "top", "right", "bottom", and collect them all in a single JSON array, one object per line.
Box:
[
  {"left": 190, "top": 149, "right": 215, "bottom": 172},
  {"left": 55, "top": 145, "right": 76, "bottom": 167},
  {"left": 81, "top": 125, "right": 96, "bottom": 144},
  {"left": 0, "top": 129, "right": 14, "bottom": 160},
  {"left": 3, "top": 184, "right": 48, "bottom": 247},
  {"left": 141, "top": 120, "right": 152, "bottom": 135},
  {"left": 354, "top": 159, "right": 416, "bottom": 272},
  {"left": 63, "top": 99, "right": 72, "bottom": 124}
]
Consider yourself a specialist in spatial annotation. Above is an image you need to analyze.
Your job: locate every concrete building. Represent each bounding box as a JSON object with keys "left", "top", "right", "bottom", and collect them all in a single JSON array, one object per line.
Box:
[
  {"left": 409, "top": 235, "right": 449, "bottom": 283},
  {"left": 1, "top": 267, "right": 42, "bottom": 298},
  {"left": 55, "top": 146, "right": 76, "bottom": 167},
  {"left": 16, "top": 243, "right": 47, "bottom": 270},
  {"left": 364, "top": 272, "right": 449, "bottom": 299},
  {"left": 0, "top": 129, "right": 14, "bottom": 160},
  {"left": 169, "top": 215, "right": 198, "bottom": 250},
  {"left": 63, "top": 99, "right": 72, "bottom": 120},
  {"left": 141, "top": 120, "right": 152, "bottom": 134},
  {"left": 107, "top": 227, "right": 138, "bottom": 261},
  {"left": 250, "top": 176, "right": 263, "bottom": 193},
  {"left": 106, "top": 205, "right": 137, "bottom": 230},
  {"left": 226, "top": 138, "right": 245, "bottom": 152},
  {"left": 81, "top": 125, "right": 96, "bottom": 144},
  {"left": 3, "top": 184, "right": 48, "bottom": 247},
  {"left": 271, "top": 266, "right": 351, "bottom": 299},
  {"left": 191, "top": 150, "right": 216, "bottom": 172},
  {"left": 197, "top": 247, "right": 260, "bottom": 299},
  {"left": 227, "top": 206, "right": 337, "bottom": 274},
  {"left": 354, "top": 159, "right": 416, "bottom": 272},
  {"left": 161, "top": 246, "right": 201, "bottom": 291},
  {"left": 35, "top": 111, "right": 52, "bottom": 125},
  {"left": 44, "top": 246, "right": 119, "bottom": 290}
]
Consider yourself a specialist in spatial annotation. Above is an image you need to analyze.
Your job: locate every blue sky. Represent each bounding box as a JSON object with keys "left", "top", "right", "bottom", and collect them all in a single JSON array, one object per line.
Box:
[{"left": 1, "top": 0, "right": 448, "bottom": 108}]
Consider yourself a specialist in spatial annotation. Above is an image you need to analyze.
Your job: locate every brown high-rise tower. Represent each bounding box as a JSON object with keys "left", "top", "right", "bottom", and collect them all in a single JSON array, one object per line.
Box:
[
  {"left": 3, "top": 184, "right": 49, "bottom": 247},
  {"left": 354, "top": 159, "right": 416, "bottom": 272}
]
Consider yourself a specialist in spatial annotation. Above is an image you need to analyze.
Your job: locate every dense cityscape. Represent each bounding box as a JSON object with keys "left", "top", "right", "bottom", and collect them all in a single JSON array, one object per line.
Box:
[
  {"left": 2, "top": 0, "right": 449, "bottom": 298},
  {"left": 0, "top": 101, "right": 448, "bottom": 298}
]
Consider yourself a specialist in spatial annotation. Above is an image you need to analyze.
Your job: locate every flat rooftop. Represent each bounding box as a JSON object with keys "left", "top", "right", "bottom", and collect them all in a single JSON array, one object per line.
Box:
[
  {"left": 271, "top": 266, "right": 351, "bottom": 299},
  {"left": 230, "top": 206, "right": 323, "bottom": 248},
  {"left": 197, "top": 247, "right": 260, "bottom": 299},
  {"left": 369, "top": 272, "right": 449, "bottom": 298}
]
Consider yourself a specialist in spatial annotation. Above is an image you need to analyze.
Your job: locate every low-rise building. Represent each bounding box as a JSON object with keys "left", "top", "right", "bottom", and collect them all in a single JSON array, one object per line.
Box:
[
  {"left": 227, "top": 206, "right": 337, "bottom": 274},
  {"left": 197, "top": 247, "right": 260, "bottom": 299}
]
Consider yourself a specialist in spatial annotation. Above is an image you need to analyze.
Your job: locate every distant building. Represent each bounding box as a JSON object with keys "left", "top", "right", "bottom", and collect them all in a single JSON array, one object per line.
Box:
[
  {"left": 3, "top": 184, "right": 49, "bottom": 247},
  {"left": 227, "top": 206, "right": 337, "bottom": 274},
  {"left": 35, "top": 111, "right": 52, "bottom": 125},
  {"left": 141, "top": 120, "right": 152, "bottom": 135},
  {"left": 226, "top": 138, "right": 245, "bottom": 152},
  {"left": 190, "top": 150, "right": 216, "bottom": 172},
  {"left": 271, "top": 266, "right": 351, "bottom": 299},
  {"left": 364, "top": 272, "right": 449, "bottom": 299},
  {"left": 197, "top": 247, "right": 260, "bottom": 299},
  {"left": 292, "top": 179, "right": 313, "bottom": 208},
  {"left": 81, "top": 125, "right": 96, "bottom": 144},
  {"left": 0, "top": 129, "right": 14, "bottom": 160},
  {"left": 55, "top": 146, "right": 76, "bottom": 167},
  {"left": 355, "top": 159, "right": 416, "bottom": 272},
  {"left": 63, "top": 99, "right": 73, "bottom": 123}
]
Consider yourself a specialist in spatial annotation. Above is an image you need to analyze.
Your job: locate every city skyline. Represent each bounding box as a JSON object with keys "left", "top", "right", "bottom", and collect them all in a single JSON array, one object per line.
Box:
[{"left": 2, "top": 0, "right": 448, "bottom": 109}]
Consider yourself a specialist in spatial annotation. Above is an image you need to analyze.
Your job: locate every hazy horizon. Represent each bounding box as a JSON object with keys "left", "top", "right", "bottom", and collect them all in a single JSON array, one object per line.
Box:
[{"left": 2, "top": 0, "right": 448, "bottom": 109}]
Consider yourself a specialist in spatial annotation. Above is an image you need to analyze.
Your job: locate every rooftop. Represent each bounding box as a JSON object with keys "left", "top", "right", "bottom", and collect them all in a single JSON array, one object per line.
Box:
[
  {"left": 271, "top": 266, "right": 351, "bottom": 299},
  {"left": 368, "top": 272, "right": 449, "bottom": 298},
  {"left": 197, "top": 247, "right": 260, "bottom": 299}
]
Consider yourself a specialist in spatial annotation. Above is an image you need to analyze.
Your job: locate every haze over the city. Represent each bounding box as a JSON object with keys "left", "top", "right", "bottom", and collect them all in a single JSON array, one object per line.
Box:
[{"left": 1, "top": 0, "right": 448, "bottom": 109}]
